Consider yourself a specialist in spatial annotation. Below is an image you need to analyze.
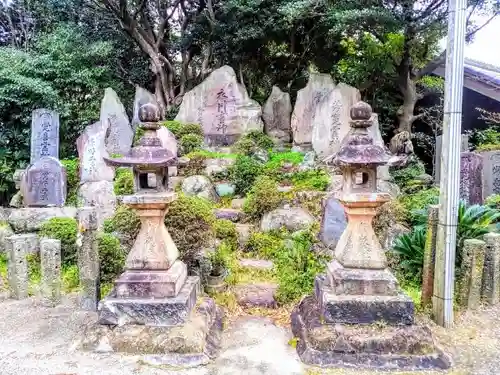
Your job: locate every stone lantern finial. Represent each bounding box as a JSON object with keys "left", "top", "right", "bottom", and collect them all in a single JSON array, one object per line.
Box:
[{"left": 349, "top": 101, "right": 372, "bottom": 123}]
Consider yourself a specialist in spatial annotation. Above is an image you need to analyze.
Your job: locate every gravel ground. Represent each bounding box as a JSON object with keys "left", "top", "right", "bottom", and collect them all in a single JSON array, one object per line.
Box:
[{"left": 0, "top": 294, "right": 498, "bottom": 375}]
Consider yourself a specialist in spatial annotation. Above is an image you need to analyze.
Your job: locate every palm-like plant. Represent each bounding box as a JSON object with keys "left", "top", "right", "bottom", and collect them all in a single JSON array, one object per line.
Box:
[{"left": 391, "top": 227, "right": 426, "bottom": 282}]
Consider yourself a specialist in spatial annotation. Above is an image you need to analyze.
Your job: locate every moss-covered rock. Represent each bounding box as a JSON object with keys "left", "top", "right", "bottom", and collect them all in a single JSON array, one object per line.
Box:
[
  {"left": 233, "top": 130, "right": 274, "bottom": 155},
  {"left": 243, "top": 176, "right": 282, "bottom": 220},
  {"left": 39, "top": 217, "right": 78, "bottom": 265},
  {"left": 98, "top": 232, "right": 125, "bottom": 284},
  {"left": 164, "top": 194, "right": 215, "bottom": 267},
  {"left": 179, "top": 134, "right": 203, "bottom": 155}
]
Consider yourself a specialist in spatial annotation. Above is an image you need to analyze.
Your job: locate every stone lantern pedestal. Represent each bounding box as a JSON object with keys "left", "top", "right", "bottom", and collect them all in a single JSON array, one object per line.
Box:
[
  {"left": 291, "top": 102, "right": 451, "bottom": 371},
  {"left": 76, "top": 104, "right": 223, "bottom": 368}
]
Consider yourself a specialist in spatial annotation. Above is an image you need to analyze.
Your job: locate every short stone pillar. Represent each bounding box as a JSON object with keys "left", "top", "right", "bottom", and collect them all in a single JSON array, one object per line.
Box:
[
  {"left": 482, "top": 233, "right": 500, "bottom": 305},
  {"left": 421, "top": 205, "right": 439, "bottom": 308},
  {"left": 459, "top": 152, "right": 483, "bottom": 205},
  {"left": 40, "top": 238, "right": 61, "bottom": 305},
  {"left": 458, "top": 239, "right": 486, "bottom": 309},
  {"left": 6, "top": 235, "right": 30, "bottom": 299},
  {"left": 77, "top": 207, "right": 100, "bottom": 311}
]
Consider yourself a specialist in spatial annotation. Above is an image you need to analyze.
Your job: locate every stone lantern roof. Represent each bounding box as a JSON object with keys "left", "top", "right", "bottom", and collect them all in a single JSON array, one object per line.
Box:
[
  {"left": 335, "top": 101, "right": 392, "bottom": 168},
  {"left": 104, "top": 103, "right": 177, "bottom": 170}
]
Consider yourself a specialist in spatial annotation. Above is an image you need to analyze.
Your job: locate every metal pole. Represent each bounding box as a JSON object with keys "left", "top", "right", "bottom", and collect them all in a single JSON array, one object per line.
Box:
[{"left": 432, "top": 0, "right": 467, "bottom": 328}]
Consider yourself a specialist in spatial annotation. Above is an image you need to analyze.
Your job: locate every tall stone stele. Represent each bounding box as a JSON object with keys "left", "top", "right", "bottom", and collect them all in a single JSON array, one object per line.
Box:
[
  {"left": 291, "top": 102, "right": 451, "bottom": 371},
  {"left": 78, "top": 104, "right": 223, "bottom": 368}
]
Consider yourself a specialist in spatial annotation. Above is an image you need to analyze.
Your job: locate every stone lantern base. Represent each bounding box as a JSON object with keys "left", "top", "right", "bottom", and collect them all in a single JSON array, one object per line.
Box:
[{"left": 291, "top": 296, "right": 451, "bottom": 371}]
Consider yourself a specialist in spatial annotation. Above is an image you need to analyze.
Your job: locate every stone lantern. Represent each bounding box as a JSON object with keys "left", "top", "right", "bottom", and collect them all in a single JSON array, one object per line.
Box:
[
  {"left": 79, "top": 104, "right": 223, "bottom": 367},
  {"left": 290, "top": 102, "right": 451, "bottom": 371}
]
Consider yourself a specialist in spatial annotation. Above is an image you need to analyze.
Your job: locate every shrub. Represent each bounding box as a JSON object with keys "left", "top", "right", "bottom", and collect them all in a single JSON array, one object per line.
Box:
[
  {"left": 62, "top": 265, "right": 79, "bottom": 292},
  {"left": 164, "top": 194, "right": 215, "bottom": 266},
  {"left": 209, "top": 242, "right": 230, "bottom": 276},
  {"left": 114, "top": 167, "right": 134, "bottom": 196},
  {"left": 39, "top": 217, "right": 78, "bottom": 265},
  {"left": 183, "top": 151, "right": 207, "bottom": 176},
  {"left": 60, "top": 158, "right": 79, "bottom": 206},
  {"left": 229, "top": 155, "right": 263, "bottom": 194},
  {"left": 243, "top": 176, "right": 282, "bottom": 220},
  {"left": 104, "top": 205, "right": 141, "bottom": 243},
  {"left": 390, "top": 157, "right": 426, "bottom": 189},
  {"left": 391, "top": 227, "right": 426, "bottom": 283},
  {"left": 291, "top": 170, "right": 330, "bottom": 191},
  {"left": 180, "top": 133, "right": 204, "bottom": 155},
  {"left": 233, "top": 130, "right": 274, "bottom": 155},
  {"left": 245, "top": 231, "right": 284, "bottom": 259},
  {"left": 486, "top": 194, "right": 500, "bottom": 209},
  {"left": 213, "top": 219, "right": 238, "bottom": 250},
  {"left": 163, "top": 121, "right": 204, "bottom": 138},
  {"left": 98, "top": 232, "right": 125, "bottom": 284},
  {"left": 398, "top": 187, "right": 439, "bottom": 225}
]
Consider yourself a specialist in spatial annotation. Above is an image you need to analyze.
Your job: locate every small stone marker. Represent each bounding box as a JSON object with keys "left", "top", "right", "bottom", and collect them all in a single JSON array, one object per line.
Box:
[
  {"left": 481, "top": 151, "right": 500, "bottom": 199},
  {"left": 77, "top": 121, "right": 115, "bottom": 183},
  {"left": 77, "top": 207, "right": 100, "bottom": 311},
  {"left": 30, "top": 109, "right": 60, "bottom": 164},
  {"left": 40, "top": 238, "right": 61, "bottom": 305},
  {"left": 482, "top": 233, "right": 500, "bottom": 305},
  {"left": 421, "top": 205, "right": 439, "bottom": 308},
  {"left": 100, "top": 87, "right": 134, "bottom": 155},
  {"left": 459, "top": 152, "right": 483, "bottom": 205},
  {"left": 23, "top": 156, "right": 67, "bottom": 207},
  {"left": 6, "top": 235, "right": 30, "bottom": 299},
  {"left": 458, "top": 239, "right": 486, "bottom": 309}
]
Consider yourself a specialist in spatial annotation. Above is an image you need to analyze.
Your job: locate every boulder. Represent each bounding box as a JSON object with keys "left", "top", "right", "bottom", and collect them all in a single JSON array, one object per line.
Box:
[
  {"left": 380, "top": 223, "right": 410, "bottom": 251},
  {"left": 234, "top": 283, "right": 278, "bottom": 308},
  {"left": 235, "top": 223, "right": 254, "bottom": 248},
  {"left": 182, "top": 175, "right": 219, "bottom": 202},
  {"left": 263, "top": 86, "right": 292, "bottom": 143},
  {"left": 175, "top": 66, "right": 263, "bottom": 146},
  {"left": 299, "top": 151, "right": 316, "bottom": 171},
  {"left": 8, "top": 207, "right": 77, "bottom": 233},
  {"left": 77, "top": 181, "right": 116, "bottom": 228},
  {"left": 157, "top": 126, "right": 178, "bottom": 157},
  {"left": 319, "top": 196, "right": 347, "bottom": 249},
  {"left": 291, "top": 74, "right": 360, "bottom": 155},
  {"left": 215, "top": 183, "right": 236, "bottom": 197},
  {"left": 311, "top": 82, "right": 360, "bottom": 159},
  {"left": 100, "top": 87, "right": 134, "bottom": 156},
  {"left": 261, "top": 207, "right": 315, "bottom": 232}
]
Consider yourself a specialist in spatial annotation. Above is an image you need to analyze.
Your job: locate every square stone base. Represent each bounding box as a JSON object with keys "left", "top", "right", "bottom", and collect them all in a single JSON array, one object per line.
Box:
[
  {"left": 291, "top": 296, "right": 451, "bottom": 371},
  {"left": 315, "top": 274, "right": 414, "bottom": 325},
  {"left": 78, "top": 297, "right": 223, "bottom": 368},
  {"left": 115, "top": 260, "right": 187, "bottom": 298},
  {"left": 98, "top": 276, "right": 199, "bottom": 326},
  {"left": 327, "top": 260, "right": 398, "bottom": 295}
]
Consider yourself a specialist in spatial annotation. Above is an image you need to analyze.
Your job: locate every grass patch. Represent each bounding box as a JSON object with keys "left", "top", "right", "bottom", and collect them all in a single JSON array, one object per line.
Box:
[{"left": 186, "top": 150, "right": 238, "bottom": 159}]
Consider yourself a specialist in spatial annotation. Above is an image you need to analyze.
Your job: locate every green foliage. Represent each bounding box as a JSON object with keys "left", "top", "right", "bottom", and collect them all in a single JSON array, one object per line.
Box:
[
  {"left": 229, "top": 155, "right": 263, "bottom": 194},
  {"left": 475, "top": 143, "right": 500, "bottom": 152},
  {"left": 291, "top": 170, "right": 330, "bottom": 191},
  {"left": 245, "top": 231, "right": 284, "bottom": 259},
  {"left": 61, "top": 265, "right": 79, "bottom": 292},
  {"left": 39, "top": 217, "right": 78, "bottom": 265},
  {"left": 398, "top": 187, "right": 439, "bottom": 224},
  {"left": 213, "top": 219, "right": 238, "bottom": 250},
  {"left": 470, "top": 127, "right": 500, "bottom": 151},
  {"left": 209, "top": 242, "right": 230, "bottom": 276},
  {"left": 114, "top": 167, "right": 134, "bottom": 196},
  {"left": 97, "top": 233, "right": 125, "bottom": 284},
  {"left": 243, "top": 176, "right": 282, "bottom": 220},
  {"left": 163, "top": 121, "right": 203, "bottom": 139},
  {"left": 104, "top": 205, "right": 141, "bottom": 240},
  {"left": 485, "top": 194, "right": 500, "bottom": 209},
  {"left": 187, "top": 150, "right": 238, "bottom": 159},
  {"left": 164, "top": 194, "right": 215, "bottom": 266},
  {"left": 391, "top": 227, "right": 426, "bottom": 282},
  {"left": 60, "top": 158, "right": 79, "bottom": 206},
  {"left": 183, "top": 151, "right": 207, "bottom": 176},
  {"left": 233, "top": 130, "right": 274, "bottom": 155},
  {"left": 390, "top": 157, "right": 426, "bottom": 189},
  {"left": 180, "top": 134, "right": 204, "bottom": 155}
]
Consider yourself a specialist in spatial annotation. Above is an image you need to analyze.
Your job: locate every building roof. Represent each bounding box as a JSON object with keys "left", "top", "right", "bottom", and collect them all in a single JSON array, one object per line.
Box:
[{"left": 431, "top": 58, "right": 500, "bottom": 101}]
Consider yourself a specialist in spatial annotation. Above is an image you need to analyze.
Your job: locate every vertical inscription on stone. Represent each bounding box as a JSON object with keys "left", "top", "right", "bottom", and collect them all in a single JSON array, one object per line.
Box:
[
  {"left": 216, "top": 88, "right": 228, "bottom": 135},
  {"left": 31, "top": 109, "right": 60, "bottom": 164},
  {"left": 24, "top": 156, "right": 66, "bottom": 207}
]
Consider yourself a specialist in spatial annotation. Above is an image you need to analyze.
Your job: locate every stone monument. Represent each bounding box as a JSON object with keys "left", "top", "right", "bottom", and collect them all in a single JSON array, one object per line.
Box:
[
  {"left": 77, "top": 104, "right": 223, "bottom": 367},
  {"left": 291, "top": 102, "right": 450, "bottom": 371},
  {"left": 30, "top": 109, "right": 60, "bottom": 164},
  {"left": 23, "top": 156, "right": 67, "bottom": 207}
]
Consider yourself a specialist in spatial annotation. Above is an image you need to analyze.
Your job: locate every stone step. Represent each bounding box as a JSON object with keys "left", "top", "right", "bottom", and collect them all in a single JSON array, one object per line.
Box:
[
  {"left": 214, "top": 208, "right": 244, "bottom": 222},
  {"left": 231, "top": 198, "right": 245, "bottom": 210},
  {"left": 238, "top": 258, "right": 274, "bottom": 271},
  {"left": 234, "top": 282, "right": 278, "bottom": 309},
  {"left": 235, "top": 223, "right": 254, "bottom": 248}
]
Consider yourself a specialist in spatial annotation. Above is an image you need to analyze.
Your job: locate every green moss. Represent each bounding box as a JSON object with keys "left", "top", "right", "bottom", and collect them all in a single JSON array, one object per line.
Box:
[
  {"left": 180, "top": 133, "right": 203, "bottom": 155},
  {"left": 213, "top": 219, "right": 238, "bottom": 250},
  {"left": 163, "top": 121, "right": 204, "bottom": 139},
  {"left": 60, "top": 158, "right": 79, "bottom": 206},
  {"left": 479, "top": 143, "right": 500, "bottom": 152},
  {"left": 62, "top": 265, "right": 80, "bottom": 292},
  {"left": 114, "top": 167, "right": 134, "bottom": 196},
  {"left": 291, "top": 170, "right": 330, "bottom": 191},
  {"left": 98, "top": 232, "right": 125, "bottom": 284},
  {"left": 164, "top": 194, "right": 215, "bottom": 266},
  {"left": 245, "top": 231, "right": 284, "bottom": 259},
  {"left": 243, "top": 176, "right": 282, "bottom": 220},
  {"left": 390, "top": 157, "right": 426, "bottom": 189},
  {"left": 229, "top": 155, "right": 263, "bottom": 194},
  {"left": 101, "top": 282, "right": 113, "bottom": 299},
  {"left": 39, "top": 217, "right": 78, "bottom": 265},
  {"left": 233, "top": 130, "right": 274, "bottom": 155},
  {"left": 187, "top": 150, "right": 238, "bottom": 159}
]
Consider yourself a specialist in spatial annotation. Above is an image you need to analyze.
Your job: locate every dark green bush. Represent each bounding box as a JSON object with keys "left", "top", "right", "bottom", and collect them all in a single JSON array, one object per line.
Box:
[
  {"left": 60, "top": 158, "right": 79, "bottom": 206},
  {"left": 98, "top": 232, "right": 125, "bottom": 283},
  {"left": 391, "top": 227, "right": 426, "bottom": 283},
  {"left": 104, "top": 205, "right": 141, "bottom": 242},
  {"left": 114, "top": 167, "right": 134, "bottom": 196},
  {"left": 390, "top": 157, "right": 426, "bottom": 189},
  {"left": 229, "top": 155, "right": 263, "bottom": 194},
  {"left": 291, "top": 169, "right": 330, "bottom": 191},
  {"left": 164, "top": 194, "right": 215, "bottom": 266},
  {"left": 245, "top": 231, "right": 284, "bottom": 259},
  {"left": 213, "top": 219, "right": 238, "bottom": 250},
  {"left": 243, "top": 176, "right": 282, "bottom": 220},
  {"left": 233, "top": 130, "right": 274, "bottom": 155},
  {"left": 183, "top": 151, "right": 207, "bottom": 176},
  {"left": 39, "top": 217, "right": 78, "bottom": 265},
  {"left": 180, "top": 134, "right": 203, "bottom": 155},
  {"left": 163, "top": 121, "right": 204, "bottom": 139}
]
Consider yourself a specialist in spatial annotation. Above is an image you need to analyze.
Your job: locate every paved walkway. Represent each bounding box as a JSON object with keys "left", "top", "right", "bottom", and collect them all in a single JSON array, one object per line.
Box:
[{"left": 0, "top": 295, "right": 499, "bottom": 375}]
